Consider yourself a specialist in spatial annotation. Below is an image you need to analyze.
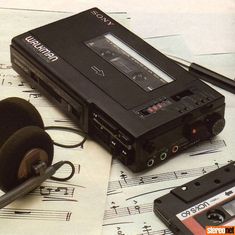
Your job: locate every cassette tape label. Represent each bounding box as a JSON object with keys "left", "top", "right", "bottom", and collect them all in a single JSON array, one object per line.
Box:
[
  {"left": 177, "top": 186, "right": 235, "bottom": 220},
  {"left": 176, "top": 186, "right": 235, "bottom": 234}
]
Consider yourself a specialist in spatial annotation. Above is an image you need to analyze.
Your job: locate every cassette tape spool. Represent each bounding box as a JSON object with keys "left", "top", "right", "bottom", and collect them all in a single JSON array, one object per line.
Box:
[{"left": 154, "top": 162, "right": 235, "bottom": 234}]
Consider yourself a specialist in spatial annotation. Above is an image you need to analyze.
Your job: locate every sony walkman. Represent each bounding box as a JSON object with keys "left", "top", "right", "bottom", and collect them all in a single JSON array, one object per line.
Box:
[{"left": 10, "top": 8, "right": 225, "bottom": 172}]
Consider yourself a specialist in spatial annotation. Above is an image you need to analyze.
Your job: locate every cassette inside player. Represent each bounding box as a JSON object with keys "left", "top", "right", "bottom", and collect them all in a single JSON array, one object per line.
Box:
[{"left": 10, "top": 8, "right": 226, "bottom": 172}]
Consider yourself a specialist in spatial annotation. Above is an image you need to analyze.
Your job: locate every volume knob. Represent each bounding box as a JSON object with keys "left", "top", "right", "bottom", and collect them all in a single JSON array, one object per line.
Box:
[{"left": 206, "top": 114, "right": 225, "bottom": 136}]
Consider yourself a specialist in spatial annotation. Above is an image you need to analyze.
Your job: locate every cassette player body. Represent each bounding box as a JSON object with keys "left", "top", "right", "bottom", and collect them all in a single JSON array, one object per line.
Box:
[
  {"left": 154, "top": 162, "right": 235, "bottom": 234},
  {"left": 10, "top": 8, "right": 225, "bottom": 172}
]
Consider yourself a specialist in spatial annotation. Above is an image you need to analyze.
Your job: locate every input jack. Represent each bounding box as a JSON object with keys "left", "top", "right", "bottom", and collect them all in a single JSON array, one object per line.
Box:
[
  {"left": 160, "top": 152, "right": 167, "bottom": 161},
  {"left": 172, "top": 145, "right": 179, "bottom": 153},
  {"left": 147, "top": 158, "right": 155, "bottom": 167}
]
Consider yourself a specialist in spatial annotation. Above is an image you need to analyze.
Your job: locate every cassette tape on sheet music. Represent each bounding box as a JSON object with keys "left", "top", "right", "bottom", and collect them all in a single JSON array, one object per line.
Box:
[{"left": 154, "top": 162, "right": 235, "bottom": 235}]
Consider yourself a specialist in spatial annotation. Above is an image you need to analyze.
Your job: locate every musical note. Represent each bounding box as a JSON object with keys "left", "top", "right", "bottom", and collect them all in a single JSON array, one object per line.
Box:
[
  {"left": 40, "top": 186, "right": 53, "bottom": 196},
  {"left": 202, "top": 168, "right": 207, "bottom": 174},
  {"left": 55, "top": 187, "right": 69, "bottom": 195},
  {"left": 139, "top": 177, "right": 144, "bottom": 184},
  {"left": 33, "top": 185, "right": 75, "bottom": 199},
  {"left": 110, "top": 202, "right": 120, "bottom": 215},
  {"left": 214, "top": 162, "right": 220, "bottom": 169},
  {"left": 142, "top": 222, "right": 152, "bottom": 235},
  {"left": 14, "top": 210, "right": 31, "bottom": 214},
  {"left": 134, "top": 205, "right": 141, "bottom": 214},
  {"left": 120, "top": 171, "right": 128, "bottom": 184}
]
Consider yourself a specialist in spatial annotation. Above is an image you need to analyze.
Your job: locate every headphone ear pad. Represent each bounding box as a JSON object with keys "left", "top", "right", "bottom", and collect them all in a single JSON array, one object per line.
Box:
[
  {"left": 0, "top": 126, "right": 54, "bottom": 192},
  {"left": 0, "top": 97, "right": 44, "bottom": 148}
]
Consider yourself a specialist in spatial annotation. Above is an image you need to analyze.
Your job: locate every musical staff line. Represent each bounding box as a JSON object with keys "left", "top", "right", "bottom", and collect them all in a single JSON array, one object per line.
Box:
[
  {"left": 0, "top": 208, "right": 72, "bottom": 221},
  {"left": 126, "top": 186, "right": 176, "bottom": 201},
  {"left": 187, "top": 139, "right": 226, "bottom": 154},
  {"left": 137, "top": 228, "right": 173, "bottom": 235},
  {"left": 190, "top": 149, "right": 221, "bottom": 156},
  {"left": 108, "top": 164, "right": 222, "bottom": 191},
  {"left": 46, "top": 179, "right": 86, "bottom": 188},
  {"left": 51, "top": 163, "right": 80, "bottom": 175},
  {"left": 42, "top": 197, "right": 78, "bottom": 202},
  {"left": 107, "top": 190, "right": 123, "bottom": 196},
  {"left": 103, "top": 221, "right": 134, "bottom": 226}
]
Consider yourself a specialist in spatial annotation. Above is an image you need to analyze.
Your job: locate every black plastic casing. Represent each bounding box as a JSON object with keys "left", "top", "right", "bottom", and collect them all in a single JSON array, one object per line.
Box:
[{"left": 10, "top": 8, "right": 225, "bottom": 172}]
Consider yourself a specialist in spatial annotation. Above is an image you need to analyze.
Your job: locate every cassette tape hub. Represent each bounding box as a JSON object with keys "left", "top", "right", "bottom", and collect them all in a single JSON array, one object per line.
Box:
[{"left": 10, "top": 8, "right": 225, "bottom": 172}]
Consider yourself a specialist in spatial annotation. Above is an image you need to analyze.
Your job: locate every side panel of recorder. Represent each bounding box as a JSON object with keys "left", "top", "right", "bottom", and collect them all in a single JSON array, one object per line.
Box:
[
  {"left": 10, "top": 46, "right": 89, "bottom": 131},
  {"left": 10, "top": 8, "right": 226, "bottom": 172}
]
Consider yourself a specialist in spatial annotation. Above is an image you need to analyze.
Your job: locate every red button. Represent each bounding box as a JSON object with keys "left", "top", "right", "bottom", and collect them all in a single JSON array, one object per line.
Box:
[
  {"left": 147, "top": 107, "right": 155, "bottom": 113},
  {"left": 152, "top": 105, "right": 159, "bottom": 111}
]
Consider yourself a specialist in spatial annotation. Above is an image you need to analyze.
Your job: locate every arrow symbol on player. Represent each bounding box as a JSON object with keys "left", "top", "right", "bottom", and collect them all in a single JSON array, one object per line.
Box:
[
  {"left": 91, "top": 66, "right": 105, "bottom": 77},
  {"left": 225, "top": 190, "right": 233, "bottom": 196}
]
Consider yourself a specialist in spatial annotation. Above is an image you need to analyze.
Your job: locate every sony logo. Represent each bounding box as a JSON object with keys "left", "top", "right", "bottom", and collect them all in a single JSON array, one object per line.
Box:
[{"left": 90, "top": 10, "right": 114, "bottom": 26}]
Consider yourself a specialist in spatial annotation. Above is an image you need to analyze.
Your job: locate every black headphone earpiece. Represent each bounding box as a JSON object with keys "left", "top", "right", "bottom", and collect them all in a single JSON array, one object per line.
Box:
[
  {"left": 0, "top": 97, "right": 44, "bottom": 147},
  {"left": 0, "top": 97, "right": 75, "bottom": 209},
  {"left": 0, "top": 126, "right": 54, "bottom": 192}
]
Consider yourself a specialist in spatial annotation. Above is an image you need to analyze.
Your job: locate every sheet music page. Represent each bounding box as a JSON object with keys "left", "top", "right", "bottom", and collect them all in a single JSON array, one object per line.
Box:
[
  {"left": 0, "top": 8, "right": 116, "bottom": 235},
  {"left": 130, "top": 11, "right": 235, "bottom": 55}
]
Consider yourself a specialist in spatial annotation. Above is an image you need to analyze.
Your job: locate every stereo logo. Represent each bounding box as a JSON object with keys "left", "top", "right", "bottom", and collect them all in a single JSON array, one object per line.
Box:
[
  {"left": 24, "top": 36, "right": 58, "bottom": 62},
  {"left": 206, "top": 226, "right": 235, "bottom": 235}
]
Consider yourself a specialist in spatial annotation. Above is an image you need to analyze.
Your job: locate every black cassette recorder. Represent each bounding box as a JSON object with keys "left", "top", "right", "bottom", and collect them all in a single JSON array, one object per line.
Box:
[{"left": 10, "top": 8, "right": 225, "bottom": 172}]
